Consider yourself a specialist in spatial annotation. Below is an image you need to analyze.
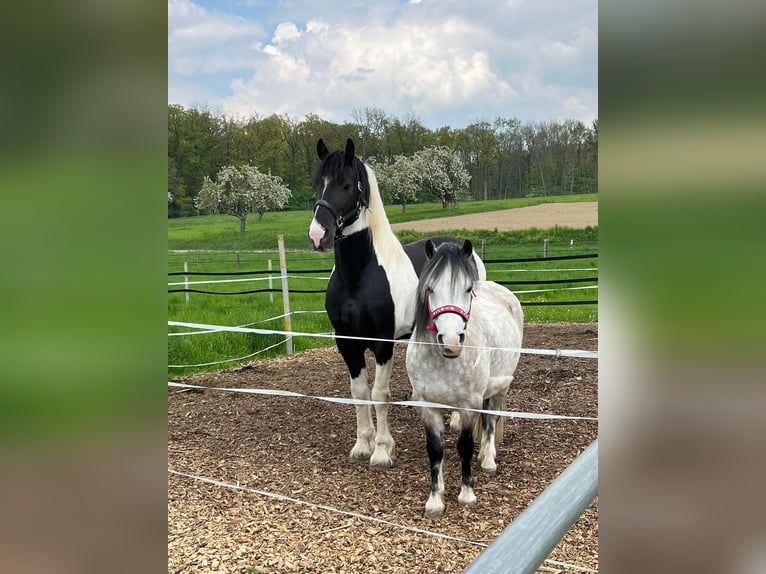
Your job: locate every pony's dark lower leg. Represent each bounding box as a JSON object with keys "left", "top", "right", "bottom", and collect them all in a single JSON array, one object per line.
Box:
[
  {"left": 424, "top": 426, "right": 445, "bottom": 518},
  {"left": 456, "top": 426, "right": 477, "bottom": 506},
  {"left": 479, "top": 395, "right": 503, "bottom": 474}
]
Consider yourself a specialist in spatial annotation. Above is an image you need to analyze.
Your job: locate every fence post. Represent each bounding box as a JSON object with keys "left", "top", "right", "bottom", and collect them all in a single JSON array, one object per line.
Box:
[
  {"left": 184, "top": 261, "right": 189, "bottom": 304},
  {"left": 268, "top": 259, "right": 274, "bottom": 305},
  {"left": 196, "top": 252, "right": 200, "bottom": 266},
  {"left": 277, "top": 235, "right": 293, "bottom": 356},
  {"left": 543, "top": 238, "right": 549, "bottom": 258},
  {"left": 462, "top": 439, "right": 598, "bottom": 574},
  {"left": 481, "top": 239, "right": 487, "bottom": 260},
  {"left": 236, "top": 251, "right": 241, "bottom": 268}
]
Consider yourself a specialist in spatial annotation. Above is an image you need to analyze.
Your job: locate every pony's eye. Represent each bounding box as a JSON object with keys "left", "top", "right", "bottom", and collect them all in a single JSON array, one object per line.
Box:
[{"left": 466, "top": 286, "right": 473, "bottom": 294}]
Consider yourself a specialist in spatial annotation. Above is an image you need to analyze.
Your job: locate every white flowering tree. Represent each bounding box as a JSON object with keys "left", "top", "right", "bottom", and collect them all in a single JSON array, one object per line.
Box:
[
  {"left": 195, "top": 164, "right": 292, "bottom": 233},
  {"left": 411, "top": 146, "right": 471, "bottom": 208},
  {"left": 367, "top": 156, "right": 419, "bottom": 215}
]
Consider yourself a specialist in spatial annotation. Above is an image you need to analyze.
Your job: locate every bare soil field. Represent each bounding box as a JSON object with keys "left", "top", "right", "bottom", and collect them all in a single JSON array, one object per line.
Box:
[
  {"left": 390, "top": 201, "right": 598, "bottom": 233},
  {"left": 168, "top": 323, "right": 598, "bottom": 574}
]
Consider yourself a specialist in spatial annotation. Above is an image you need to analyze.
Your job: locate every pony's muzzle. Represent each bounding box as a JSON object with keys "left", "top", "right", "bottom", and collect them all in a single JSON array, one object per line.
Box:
[{"left": 437, "top": 332, "right": 465, "bottom": 358}]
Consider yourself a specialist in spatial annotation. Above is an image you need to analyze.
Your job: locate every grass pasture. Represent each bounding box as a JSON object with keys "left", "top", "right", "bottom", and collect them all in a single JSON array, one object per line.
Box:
[{"left": 168, "top": 196, "right": 598, "bottom": 377}]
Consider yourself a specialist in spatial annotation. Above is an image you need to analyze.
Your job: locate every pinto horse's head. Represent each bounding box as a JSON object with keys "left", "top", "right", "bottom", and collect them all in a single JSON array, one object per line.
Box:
[
  {"left": 308, "top": 138, "right": 370, "bottom": 251},
  {"left": 416, "top": 239, "right": 478, "bottom": 358}
]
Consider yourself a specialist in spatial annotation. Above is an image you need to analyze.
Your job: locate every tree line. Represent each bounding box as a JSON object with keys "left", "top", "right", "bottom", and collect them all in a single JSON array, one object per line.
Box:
[{"left": 168, "top": 104, "right": 597, "bottom": 218}]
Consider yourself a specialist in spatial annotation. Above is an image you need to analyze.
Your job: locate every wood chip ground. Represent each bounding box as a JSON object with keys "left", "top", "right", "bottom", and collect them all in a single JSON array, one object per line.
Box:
[{"left": 169, "top": 323, "right": 598, "bottom": 573}]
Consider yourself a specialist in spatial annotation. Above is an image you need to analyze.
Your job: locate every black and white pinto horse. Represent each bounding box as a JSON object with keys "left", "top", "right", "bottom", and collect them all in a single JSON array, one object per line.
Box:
[
  {"left": 307, "top": 138, "right": 486, "bottom": 469},
  {"left": 406, "top": 239, "right": 523, "bottom": 518}
]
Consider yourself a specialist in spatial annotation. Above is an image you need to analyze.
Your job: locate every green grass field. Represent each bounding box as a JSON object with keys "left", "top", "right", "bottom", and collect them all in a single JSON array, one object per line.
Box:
[
  {"left": 169, "top": 195, "right": 598, "bottom": 376},
  {"left": 168, "top": 193, "right": 597, "bottom": 251}
]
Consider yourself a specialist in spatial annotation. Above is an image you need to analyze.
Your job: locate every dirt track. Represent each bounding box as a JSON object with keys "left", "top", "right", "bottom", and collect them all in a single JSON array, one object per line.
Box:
[{"left": 391, "top": 202, "right": 598, "bottom": 233}]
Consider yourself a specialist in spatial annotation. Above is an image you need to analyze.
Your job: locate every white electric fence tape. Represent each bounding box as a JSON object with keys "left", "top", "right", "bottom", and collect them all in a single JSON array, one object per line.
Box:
[
  {"left": 167, "top": 381, "right": 597, "bottom": 421},
  {"left": 168, "top": 320, "right": 598, "bottom": 360}
]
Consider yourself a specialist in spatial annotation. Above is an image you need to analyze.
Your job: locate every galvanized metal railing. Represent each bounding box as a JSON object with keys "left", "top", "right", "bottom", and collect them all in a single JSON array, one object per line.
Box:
[{"left": 463, "top": 438, "right": 598, "bottom": 574}]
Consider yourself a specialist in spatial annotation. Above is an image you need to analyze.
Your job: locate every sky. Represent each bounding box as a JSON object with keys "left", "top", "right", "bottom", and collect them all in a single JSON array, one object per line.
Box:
[{"left": 168, "top": 0, "right": 597, "bottom": 130}]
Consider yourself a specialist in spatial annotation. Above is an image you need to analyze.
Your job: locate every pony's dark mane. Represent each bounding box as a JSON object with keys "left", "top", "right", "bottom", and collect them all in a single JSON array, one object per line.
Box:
[
  {"left": 312, "top": 149, "right": 370, "bottom": 206},
  {"left": 414, "top": 242, "right": 479, "bottom": 334}
]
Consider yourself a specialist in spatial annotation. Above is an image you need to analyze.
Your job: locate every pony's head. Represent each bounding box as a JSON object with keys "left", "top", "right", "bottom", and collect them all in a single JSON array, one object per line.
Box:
[
  {"left": 415, "top": 239, "right": 479, "bottom": 358},
  {"left": 308, "top": 138, "right": 371, "bottom": 251}
]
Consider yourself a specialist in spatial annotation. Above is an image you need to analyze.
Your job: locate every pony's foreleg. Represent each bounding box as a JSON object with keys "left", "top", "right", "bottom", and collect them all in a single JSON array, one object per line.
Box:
[
  {"left": 423, "top": 410, "right": 445, "bottom": 518},
  {"left": 349, "top": 366, "right": 375, "bottom": 462},
  {"left": 369, "top": 359, "right": 395, "bottom": 469},
  {"left": 478, "top": 395, "right": 504, "bottom": 475},
  {"left": 457, "top": 419, "right": 477, "bottom": 507}
]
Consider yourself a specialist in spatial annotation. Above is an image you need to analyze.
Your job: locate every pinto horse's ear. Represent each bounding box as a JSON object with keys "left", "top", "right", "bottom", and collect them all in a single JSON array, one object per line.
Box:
[
  {"left": 344, "top": 138, "right": 355, "bottom": 165},
  {"left": 425, "top": 239, "right": 436, "bottom": 259},
  {"left": 317, "top": 139, "right": 329, "bottom": 160},
  {"left": 462, "top": 239, "right": 473, "bottom": 257}
]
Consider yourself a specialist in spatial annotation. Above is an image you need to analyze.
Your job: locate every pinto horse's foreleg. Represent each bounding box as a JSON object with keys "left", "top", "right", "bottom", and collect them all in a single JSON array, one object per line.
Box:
[
  {"left": 369, "top": 358, "right": 395, "bottom": 469},
  {"left": 338, "top": 339, "right": 374, "bottom": 462},
  {"left": 423, "top": 412, "right": 445, "bottom": 519},
  {"left": 457, "top": 420, "right": 477, "bottom": 507},
  {"left": 349, "top": 366, "right": 375, "bottom": 461}
]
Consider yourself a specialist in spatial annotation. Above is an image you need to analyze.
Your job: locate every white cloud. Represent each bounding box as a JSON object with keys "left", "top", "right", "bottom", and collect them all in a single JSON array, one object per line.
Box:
[
  {"left": 168, "top": 0, "right": 265, "bottom": 75},
  {"left": 169, "top": 0, "right": 597, "bottom": 128},
  {"left": 218, "top": 15, "right": 519, "bottom": 125}
]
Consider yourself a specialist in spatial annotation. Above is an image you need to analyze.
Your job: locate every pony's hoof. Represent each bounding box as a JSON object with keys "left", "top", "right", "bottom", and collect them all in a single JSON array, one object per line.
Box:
[
  {"left": 425, "top": 505, "right": 445, "bottom": 519},
  {"left": 458, "top": 488, "right": 477, "bottom": 507}
]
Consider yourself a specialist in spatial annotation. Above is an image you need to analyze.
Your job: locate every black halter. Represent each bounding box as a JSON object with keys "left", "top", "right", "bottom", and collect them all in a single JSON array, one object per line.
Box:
[{"left": 313, "top": 181, "right": 364, "bottom": 241}]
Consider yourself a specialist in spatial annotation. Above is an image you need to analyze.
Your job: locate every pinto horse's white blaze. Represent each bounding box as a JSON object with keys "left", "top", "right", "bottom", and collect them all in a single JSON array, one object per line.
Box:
[
  {"left": 308, "top": 178, "right": 331, "bottom": 249},
  {"left": 406, "top": 240, "right": 524, "bottom": 517},
  {"left": 308, "top": 215, "right": 326, "bottom": 249}
]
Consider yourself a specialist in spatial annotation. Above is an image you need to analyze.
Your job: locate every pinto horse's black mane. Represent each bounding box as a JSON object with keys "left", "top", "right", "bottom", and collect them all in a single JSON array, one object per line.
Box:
[
  {"left": 312, "top": 148, "right": 371, "bottom": 209},
  {"left": 414, "top": 241, "right": 479, "bottom": 334}
]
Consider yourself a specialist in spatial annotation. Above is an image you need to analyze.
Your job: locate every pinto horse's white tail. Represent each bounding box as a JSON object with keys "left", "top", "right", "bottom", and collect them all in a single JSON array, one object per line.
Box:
[{"left": 450, "top": 408, "right": 505, "bottom": 446}]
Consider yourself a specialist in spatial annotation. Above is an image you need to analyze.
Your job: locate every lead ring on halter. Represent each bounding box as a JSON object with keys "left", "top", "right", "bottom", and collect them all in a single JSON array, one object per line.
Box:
[{"left": 426, "top": 290, "right": 476, "bottom": 333}]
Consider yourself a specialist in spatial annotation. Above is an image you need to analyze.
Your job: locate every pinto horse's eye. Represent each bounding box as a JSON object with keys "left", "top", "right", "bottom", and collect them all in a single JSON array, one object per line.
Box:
[{"left": 466, "top": 286, "right": 473, "bottom": 294}]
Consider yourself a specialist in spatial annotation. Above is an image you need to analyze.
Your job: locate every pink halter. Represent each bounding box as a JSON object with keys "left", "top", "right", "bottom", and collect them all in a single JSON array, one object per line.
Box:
[{"left": 426, "top": 290, "right": 476, "bottom": 333}]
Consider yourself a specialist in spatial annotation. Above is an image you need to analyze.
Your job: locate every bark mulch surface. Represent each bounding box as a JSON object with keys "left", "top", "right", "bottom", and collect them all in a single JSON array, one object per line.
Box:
[{"left": 169, "top": 323, "right": 598, "bottom": 573}]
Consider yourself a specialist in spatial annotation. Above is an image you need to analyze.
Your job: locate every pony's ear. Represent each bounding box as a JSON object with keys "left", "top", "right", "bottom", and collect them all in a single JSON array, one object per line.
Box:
[
  {"left": 425, "top": 239, "right": 435, "bottom": 259},
  {"left": 344, "top": 138, "right": 355, "bottom": 165},
  {"left": 462, "top": 239, "right": 473, "bottom": 257},
  {"left": 317, "top": 139, "right": 329, "bottom": 160}
]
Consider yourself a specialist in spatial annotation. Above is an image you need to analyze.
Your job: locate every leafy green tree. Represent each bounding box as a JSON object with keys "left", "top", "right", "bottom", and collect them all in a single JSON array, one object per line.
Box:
[{"left": 195, "top": 165, "right": 292, "bottom": 233}]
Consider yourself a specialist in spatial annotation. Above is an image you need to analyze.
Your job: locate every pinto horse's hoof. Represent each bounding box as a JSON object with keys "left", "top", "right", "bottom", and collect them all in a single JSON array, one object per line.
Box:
[
  {"left": 350, "top": 439, "right": 374, "bottom": 462},
  {"left": 368, "top": 452, "right": 394, "bottom": 470}
]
